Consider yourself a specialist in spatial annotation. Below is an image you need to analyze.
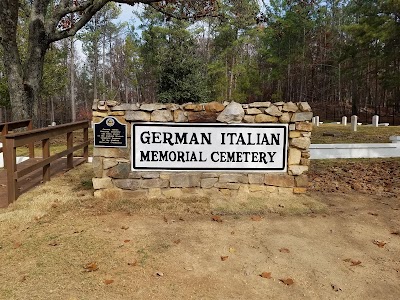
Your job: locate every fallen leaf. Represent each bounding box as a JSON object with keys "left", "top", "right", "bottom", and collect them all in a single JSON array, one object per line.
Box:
[
  {"left": 20, "top": 275, "right": 28, "bottom": 282},
  {"left": 212, "top": 215, "right": 223, "bottom": 223},
  {"left": 350, "top": 260, "right": 362, "bottom": 266},
  {"left": 156, "top": 272, "right": 164, "bottom": 277},
  {"left": 48, "top": 241, "right": 58, "bottom": 246},
  {"left": 343, "top": 258, "right": 351, "bottom": 262},
  {"left": 128, "top": 259, "right": 138, "bottom": 266},
  {"left": 279, "top": 248, "right": 290, "bottom": 253},
  {"left": 280, "top": 278, "right": 294, "bottom": 285},
  {"left": 13, "top": 242, "right": 22, "bottom": 249},
  {"left": 179, "top": 217, "right": 185, "bottom": 221},
  {"left": 368, "top": 212, "right": 378, "bottom": 216},
  {"left": 220, "top": 256, "right": 229, "bottom": 261},
  {"left": 123, "top": 240, "right": 130, "bottom": 243},
  {"left": 173, "top": 239, "right": 181, "bottom": 244},
  {"left": 390, "top": 231, "right": 400, "bottom": 236},
  {"left": 163, "top": 216, "right": 168, "bottom": 223},
  {"left": 260, "top": 272, "right": 272, "bottom": 279},
  {"left": 231, "top": 231, "right": 235, "bottom": 235},
  {"left": 83, "top": 262, "right": 98, "bottom": 272},
  {"left": 373, "top": 240, "right": 387, "bottom": 248},
  {"left": 251, "top": 215, "right": 262, "bottom": 221},
  {"left": 229, "top": 247, "right": 235, "bottom": 253},
  {"left": 121, "top": 225, "right": 129, "bottom": 230},
  {"left": 104, "top": 279, "right": 114, "bottom": 285},
  {"left": 331, "top": 283, "right": 342, "bottom": 292}
]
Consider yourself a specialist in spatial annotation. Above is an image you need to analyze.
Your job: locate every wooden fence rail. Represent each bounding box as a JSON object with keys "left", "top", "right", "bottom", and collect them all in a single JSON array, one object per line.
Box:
[
  {"left": 0, "top": 120, "right": 34, "bottom": 166},
  {"left": 4, "top": 120, "right": 89, "bottom": 205}
]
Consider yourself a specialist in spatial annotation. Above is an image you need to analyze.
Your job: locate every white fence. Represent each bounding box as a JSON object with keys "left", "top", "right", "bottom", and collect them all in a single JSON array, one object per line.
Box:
[{"left": 310, "top": 136, "right": 400, "bottom": 159}]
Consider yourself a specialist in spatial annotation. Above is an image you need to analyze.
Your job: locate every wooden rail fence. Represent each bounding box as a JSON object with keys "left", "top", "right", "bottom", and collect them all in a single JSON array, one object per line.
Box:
[
  {"left": 0, "top": 120, "right": 34, "bottom": 168},
  {"left": 4, "top": 120, "right": 89, "bottom": 205}
]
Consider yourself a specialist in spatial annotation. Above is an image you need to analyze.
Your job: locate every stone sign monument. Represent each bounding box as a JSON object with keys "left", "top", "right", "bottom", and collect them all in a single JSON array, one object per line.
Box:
[{"left": 92, "top": 100, "right": 313, "bottom": 201}]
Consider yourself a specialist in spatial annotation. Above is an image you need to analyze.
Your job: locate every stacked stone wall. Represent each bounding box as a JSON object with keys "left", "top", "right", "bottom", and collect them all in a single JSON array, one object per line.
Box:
[{"left": 92, "top": 100, "right": 313, "bottom": 200}]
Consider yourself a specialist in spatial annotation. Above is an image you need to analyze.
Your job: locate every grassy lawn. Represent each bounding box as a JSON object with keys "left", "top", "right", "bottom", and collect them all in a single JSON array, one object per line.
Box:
[{"left": 311, "top": 124, "right": 400, "bottom": 144}]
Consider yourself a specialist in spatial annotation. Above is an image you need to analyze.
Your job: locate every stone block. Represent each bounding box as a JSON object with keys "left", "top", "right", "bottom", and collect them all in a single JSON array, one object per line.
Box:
[
  {"left": 93, "top": 147, "right": 130, "bottom": 159},
  {"left": 293, "top": 187, "right": 307, "bottom": 194},
  {"left": 248, "top": 173, "right": 264, "bottom": 184},
  {"left": 111, "top": 103, "right": 140, "bottom": 111},
  {"left": 217, "top": 102, "right": 245, "bottom": 123},
  {"left": 255, "top": 114, "right": 278, "bottom": 123},
  {"left": 273, "top": 101, "right": 284, "bottom": 106},
  {"left": 187, "top": 111, "right": 218, "bottom": 123},
  {"left": 170, "top": 173, "right": 201, "bottom": 188},
  {"left": 201, "top": 178, "right": 218, "bottom": 188},
  {"left": 246, "top": 108, "right": 263, "bottom": 115},
  {"left": 183, "top": 103, "right": 203, "bottom": 111},
  {"left": 151, "top": 110, "right": 173, "bottom": 122},
  {"left": 141, "top": 172, "right": 160, "bottom": 179},
  {"left": 125, "top": 111, "right": 150, "bottom": 122},
  {"left": 278, "top": 187, "right": 294, "bottom": 195},
  {"left": 92, "top": 177, "right": 113, "bottom": 190},
  {"left": 160, "top": 173, "right": 170, "bottom": 180},
  {"left": 140, "top": 103, "right": 166, "bottom": 111},
  {"left": 291, "top": 112, "right": 313, "bottom": 122},
  {"left": 141, "top": 178, "right": 169, "bottom": 189},
  {"left": 249, "top": 102, "right": 271, "bottom": 108},
  {"left": 265, "top": 105, "right": 283, "bottom": 117},
  {"left": 288, "top": 148, "right": 302, "bottom": 165},
  {"left": 129, "top": 172, "right": 142, "bottom": 179},
  {"left": 300, "top": 158, "right": 310, "bottom": 166},
  {"left": 219, "top": 174, "right": 248, "bottom": 184},
  {"left": 114, "top": 179, "right": 141, "bottom": 190},
  {"left": 295, "top": 175, "right": 309, "bottom": 187},
  {"left": 174, "top": 110, "right": 188, "bottom": 122},
  {"left": 162, "top": 188, "right": 184, "bottom": 198},
  {"left": 298, "top": 102, "right": 312, "bottom": 112},
  {"left": 289, "top": 124, "right": 296, "bottom": 131},
  {"left": 296, "top": 122, "right": 313, "bottom": 131},
  {"left": 166, "top": 103, "right": 180, "bottom": 111},
  {"left": 279, "top": 112, "right": 291, "bottom": 123},
  {"left": 93, "top": 111, "right": 108, "bottom": 117},
  {"left": 106, "top": 162, "right": 130, "bottom": 179},
  {"left": 92, "top": 157, "right": 103, "bottom": 177},
  {"left": 302, "top": 132, "right": 311, "bottom": 137},
  {"left": 243, "top": 115, "right": 255, "bottom": 123},
  {"left": 103, "top": 158, "right": 118, "bottom": 170},
  {"left": 106, "top": 100, "right": 119, "bottom": 107},
  {"left": 148, "top": 188, "right": 163, "bottom": 199},
  {"left": 291, "top": 137, "right": 311, "bottom": 150},
  {"left": 201, "top": 173, "right": 220, "bottom": 178},
  {"left": 265, "top": 186, "right": 279, "bottom": 193},
  {"left": 264, "top": 174, "right": 294, "bottom": 187},
  {"left": 249, "top": 184, "right": 266, "bottom": 192},
  {"left": 282, "top": 102, "right": 298, "bottom": 112},
  {"left": 288, "top": 165, "right": 309, "bottom": 175},
  {"left": 289, "top": 131, "right": 302, "bottom": 138},
  {"left": 205, "top": 101, "right": 225, "bottom": 112},
  {"left": 301, "top": 151, "right": 311, "bottom": 159},
  {"left": 94, "top": 188, "right": 124, "bottom": 200},
  {"left": 109, "top": 111, "right": 125, "bottom": 116},
  {"left": 214, "top": 182, "right": 240, "bottom": 190}
]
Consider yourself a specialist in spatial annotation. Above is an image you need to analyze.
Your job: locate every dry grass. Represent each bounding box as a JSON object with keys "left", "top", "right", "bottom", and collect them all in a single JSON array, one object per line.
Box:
[{"left": 311, "top": 124, "right": 400, "bottom": 143}]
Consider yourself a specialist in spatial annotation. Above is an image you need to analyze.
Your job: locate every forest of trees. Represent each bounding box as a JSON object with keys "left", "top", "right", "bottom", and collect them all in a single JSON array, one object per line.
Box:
[{"left": 0, "top": 0, "right": 399, "bottom": 126}]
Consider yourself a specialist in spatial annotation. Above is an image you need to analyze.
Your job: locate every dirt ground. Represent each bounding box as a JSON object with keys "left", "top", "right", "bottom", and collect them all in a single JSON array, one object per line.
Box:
[{"left": 0, "top": 161, "right": 399, "bottom": 300}]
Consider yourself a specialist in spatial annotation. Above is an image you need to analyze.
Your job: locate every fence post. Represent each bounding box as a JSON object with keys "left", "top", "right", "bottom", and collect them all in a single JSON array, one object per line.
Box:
[
  {"left": 67, "top": 131, "right": 73, "bottom": 169},
  {"left": 1, "top": 124, "right": 8, "bottom": 169},
  {"left": 42, "top": 138, "right": 50, "bottom": 182},
  {"left": 28, "top": 120, "right": 34, "bottom": 158},
  {"left": 83, "top": 125, "right": 89, "bottom": 162},
  {"left": 5, "top": 137, "right": 17, "bottom": 204}
]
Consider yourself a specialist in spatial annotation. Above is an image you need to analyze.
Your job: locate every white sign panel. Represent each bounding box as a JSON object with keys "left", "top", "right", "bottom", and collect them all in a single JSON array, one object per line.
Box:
[{"left": 132, "top": 123, "right": 288, "bottom": 172}]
